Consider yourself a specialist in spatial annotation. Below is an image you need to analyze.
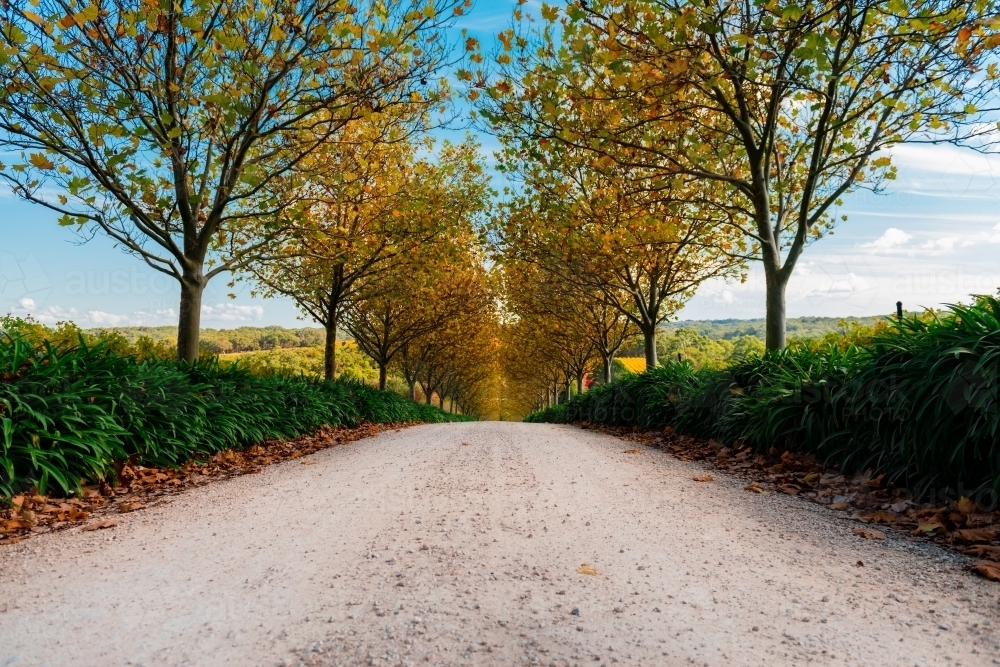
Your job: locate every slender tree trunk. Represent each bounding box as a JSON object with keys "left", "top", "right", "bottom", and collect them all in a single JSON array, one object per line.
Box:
[
  {"left": 641, "top": 324, "right": 658, "bottom": 370},
  {"left": 764, "top": 270, "right": 788, "bottom": 351},
  {"left": 176, "top": 274, "right": 205, "bottom": 363},
  {"left": 323, "top": 314, "right": 338, "bottom": 381},
  {"left": 565, "top": 379, "right": 571, "bottom": 403},
  {"left": 602, "top": 354, "right": 613, "bottom": 385},
  {"left": 407, "top": 379, "right": 417, "bottom": 401},
  {"left": 576, "top": 371, "right": 584, "bottom": 394},
  {"left": 378, "top": 363, "right": 388, "bottom": 391}
]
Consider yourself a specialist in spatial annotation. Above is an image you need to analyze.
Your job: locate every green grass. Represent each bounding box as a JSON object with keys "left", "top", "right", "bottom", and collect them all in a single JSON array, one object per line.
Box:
[
  {"left": 0, "top": 327, "right": 467, "bottom": 498},
  {"left": 528, "top": 297, "right": 1000, "bottom": 499}
]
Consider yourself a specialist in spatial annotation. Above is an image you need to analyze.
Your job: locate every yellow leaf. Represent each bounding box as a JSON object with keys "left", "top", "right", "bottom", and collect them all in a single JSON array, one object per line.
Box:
[
  {"left": 22, "top": 10, "right": 44, "bottom": 25},
  {"left": 57, "top": 15, "right": 77, "bottom": 29},
  {"left": 28, "top": 153, "right": 55, "bottom": 170},
  {"left": 577, "top": 563, "right": 598, "bottom": 576}
]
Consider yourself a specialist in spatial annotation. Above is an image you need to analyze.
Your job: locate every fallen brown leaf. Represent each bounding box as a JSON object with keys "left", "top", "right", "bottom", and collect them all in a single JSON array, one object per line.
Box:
[
  {"left": 300, "top": 460, "right": 317, "bottom": 465},
  {"left": 957, "top": 496, "right": 979, "bottom": 515},
  {"left": 912, "top": 521, "right": 946, "bottom": 536},
  {"left": 779, "top": 484, "right": 802, "bottom": 495},
  {"left": 692, "top": 475, "right": 714, "bottom": 483},
  {"left": 118, "top": 502, "right": 146, "bottom": 514},
  {"left": 973, "top": 561, "right": 1000, "bottom": 581},
  {"left": 952, "top": 528, "right": 998, "bottom": 543},
  {"left": 82, "top": 519, "right": 118, "bottom": 531},
  {"left": 853, "top": 527, "right": 886, "bottom": 540},
  {"left": 962, "top": 545, "right": 1000, "bottom": 559},
  {"left": 577, "top": 564, "right": 598, "bottom": 576},
  {"left": 622, "top": 449, "right": 639, "bottom": 454},
  {"left": 744, "top": 482, "right": 765, "bottom": 493},
  {"left": 828, "top": 502, "right": 850, "bottom": 510}
]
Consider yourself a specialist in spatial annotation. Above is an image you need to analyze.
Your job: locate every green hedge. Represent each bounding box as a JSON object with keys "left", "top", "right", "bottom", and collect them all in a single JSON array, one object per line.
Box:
[
  {"left": 0, "top": 332, "right": 466, "bottom": 497},
  {"left": 527, "top": 297, "right": 1000, "bottom": 499}
]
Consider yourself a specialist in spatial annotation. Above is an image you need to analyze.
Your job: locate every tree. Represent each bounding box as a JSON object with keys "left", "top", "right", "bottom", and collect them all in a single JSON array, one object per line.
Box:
[
  {"left": 246, "top": 132, "right": 488, "bottom": 380},
  {"left": 495, "top": 149, "right": 744, "bottom": 368},
  {"left": 474, "top": 0, "right": 999, "bottom": 349},
  {"left": 501, "top": 260, "right": 634, "bottom": 388},
  {"left": 0, "top": 0, "right": 469, "bottom": 361},
  {"left": 343, "top": 219, "right": 491, "bottom": 391}
]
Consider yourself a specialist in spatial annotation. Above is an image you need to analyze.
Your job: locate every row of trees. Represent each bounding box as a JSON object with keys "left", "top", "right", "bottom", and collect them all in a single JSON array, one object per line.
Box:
[
  {"left": 473, "top": 0, "right": 1000, "bottom": 394},
  {"left": 0, "top": 0, "right": 470, "bottom": 358},
  {"left": 0, "top": 0, "right": 505, "bottom": 417}
]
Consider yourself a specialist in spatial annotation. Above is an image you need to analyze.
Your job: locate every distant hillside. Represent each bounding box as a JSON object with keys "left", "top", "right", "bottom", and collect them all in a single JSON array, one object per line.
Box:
[
  {"left": 662, "top": 315, "right": 892, "bottom": 341},
  {"left": 88, "top": 325, "right": 341, "bottom": 354}
]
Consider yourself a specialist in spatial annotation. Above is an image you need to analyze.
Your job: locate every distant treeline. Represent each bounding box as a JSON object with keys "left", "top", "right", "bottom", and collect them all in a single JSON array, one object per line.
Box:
[
  {"left": 660, "top": 315, "right": 890, "bottom": 341},
  {"left": 89, "top": 326, "right": 332, "bottom": 354}
]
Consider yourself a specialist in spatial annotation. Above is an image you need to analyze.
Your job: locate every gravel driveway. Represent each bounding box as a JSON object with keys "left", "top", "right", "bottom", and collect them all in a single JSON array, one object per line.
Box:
[{"left": 2, "top": 422, "right": 999, "bottom": 667}]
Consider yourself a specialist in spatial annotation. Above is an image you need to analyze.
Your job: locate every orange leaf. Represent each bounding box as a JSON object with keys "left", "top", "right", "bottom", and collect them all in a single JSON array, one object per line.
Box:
[
  {"left": 957, "top": 496, "right": 978, "bottom": 515},
  {"left": 692, "top": 475, "right": 713, "bottom": 483},
  {"left": 577, "top": 563, "right": 598, "bottom": 576}
]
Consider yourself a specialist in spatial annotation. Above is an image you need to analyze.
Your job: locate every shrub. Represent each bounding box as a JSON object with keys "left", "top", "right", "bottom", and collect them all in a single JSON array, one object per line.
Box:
[
  {"left": 0, "top": 328, "right": 466, "bottom": 498},
  {"left": 527, "top": 298, "right": 1000, "bottom": 497}
]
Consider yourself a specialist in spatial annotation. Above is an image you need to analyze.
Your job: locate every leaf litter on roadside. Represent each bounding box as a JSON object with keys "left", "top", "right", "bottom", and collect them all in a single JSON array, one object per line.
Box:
[
  {"left": 583, "top": 422, "right": 1000, "bottom": 583},
  {"left": 0, "top": 421, "right": 399, "bottom": 545}
]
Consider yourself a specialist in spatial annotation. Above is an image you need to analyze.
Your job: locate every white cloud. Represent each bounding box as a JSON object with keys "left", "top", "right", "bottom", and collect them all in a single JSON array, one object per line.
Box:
[
  {"left": 864, "top": 228, "right": 912, "bottom": 250},
  {"left": 888, "top": 144, "right": 1000, "bottom": 179},
  {"left": 87, "top": 310, "right": 126, "bottom": 326},
  {"left": 4, "top": 300, "right": 268, "bottom": 327},
  {"left": 920, "top": 237, "right": 961, "bottom": 253},
  {"left": 201, "top": 303, "right": 264, "bottom": 322}
]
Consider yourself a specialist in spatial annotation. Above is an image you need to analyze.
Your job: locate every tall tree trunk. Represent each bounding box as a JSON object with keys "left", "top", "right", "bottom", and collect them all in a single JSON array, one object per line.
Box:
[
  {"left": 407, "top": 379, "right": 417, "bottom": 401},
  {"left": 378, "top": 363, "right": 388, "bottom": 391},
  {"left": 764, "top": 269, "right": 788, "bottom": 351},
  {"left": 602, "top": 354, "right": 613, "bottom": 385},
  {"left": 176, "top": 274, "right": 205, "bottom": 363},
  {"left": 323, "top": 313, "right": 338, "bottom": 381},
  {"left": 641, "top": 324, "right": 658, "bottom": 370},
  {"left": 576, "top": 371, "right": 584, "bottom": 394}
]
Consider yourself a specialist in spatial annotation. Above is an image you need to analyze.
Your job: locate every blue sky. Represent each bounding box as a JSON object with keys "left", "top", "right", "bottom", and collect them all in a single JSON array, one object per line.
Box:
[{"left": 2, "top": 1, "right": 998, "bottom": 329}]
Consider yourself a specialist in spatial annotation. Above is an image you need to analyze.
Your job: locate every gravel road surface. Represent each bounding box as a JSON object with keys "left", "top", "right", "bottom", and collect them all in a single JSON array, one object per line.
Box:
[{"left": 2, "top": 422, "right": 999, "bottom": 667}]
